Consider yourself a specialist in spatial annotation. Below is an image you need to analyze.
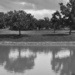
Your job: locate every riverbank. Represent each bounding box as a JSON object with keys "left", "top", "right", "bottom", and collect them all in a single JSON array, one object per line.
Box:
[{"left": 0, "top": 41, "right": 75, "bottom": 46}]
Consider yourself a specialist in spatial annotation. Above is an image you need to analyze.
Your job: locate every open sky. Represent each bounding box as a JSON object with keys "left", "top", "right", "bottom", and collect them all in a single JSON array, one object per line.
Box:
[{"left": 0, "top": 0, "right": 69, "bottom": 19}]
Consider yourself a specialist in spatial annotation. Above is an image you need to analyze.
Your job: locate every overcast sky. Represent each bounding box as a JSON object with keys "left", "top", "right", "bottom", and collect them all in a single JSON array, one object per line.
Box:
[{"left": 0, "top": 0, "right": 69, "bottom": 19}]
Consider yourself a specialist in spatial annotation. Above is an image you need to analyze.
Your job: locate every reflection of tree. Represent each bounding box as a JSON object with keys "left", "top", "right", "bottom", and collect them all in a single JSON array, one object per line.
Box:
[
  {"left": 24, "top": 46, "right": 51, "bottom": 54},
  {"left": 0, "top": 46, "right": 10, "bottom": 65},
  {"left": 5, "top": 55, "right": 36, "bottom": 73},
  {"left": 0, "top": 46, "right": 36, "bottom": 73},
  {"left": 0, "top": 46, "right": 51, "bottom": 74},
  {"left": 51, "top": 48, "right": 75, "bottom": 75}
]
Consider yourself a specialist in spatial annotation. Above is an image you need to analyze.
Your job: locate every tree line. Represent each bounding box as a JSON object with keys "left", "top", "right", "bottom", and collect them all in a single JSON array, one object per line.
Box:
[{"left": 0, "top": 0, "right": 75, "bottom": 35}]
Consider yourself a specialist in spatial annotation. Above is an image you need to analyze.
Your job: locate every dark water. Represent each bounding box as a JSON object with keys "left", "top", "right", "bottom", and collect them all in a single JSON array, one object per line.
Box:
[{"left": 0, "top": 46, "right": 75, "bottom": 75}]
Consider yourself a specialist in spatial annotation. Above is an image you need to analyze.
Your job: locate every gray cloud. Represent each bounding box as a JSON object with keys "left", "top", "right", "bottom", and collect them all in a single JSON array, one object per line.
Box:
[
  {"left": 0, "top": 0, "right": 68, "bottom": 11},
  {"left": 17, "top": 0, "right": 60, "bottom": 10},
  {"left": 0, "top": 0, "right": 35, "bottom": 11},
  {"left": 0, "top": 0, "right": 68, "bottom": 19}
]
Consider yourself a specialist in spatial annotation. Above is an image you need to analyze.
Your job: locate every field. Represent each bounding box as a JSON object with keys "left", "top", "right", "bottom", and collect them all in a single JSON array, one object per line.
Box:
[{"left": 0, "top": 29, "right": 75, "bottom": 42}]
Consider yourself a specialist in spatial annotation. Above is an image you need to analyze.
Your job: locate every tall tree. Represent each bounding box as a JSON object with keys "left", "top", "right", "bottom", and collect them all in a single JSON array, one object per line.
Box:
[
  {"left": 59, "top": 0, "right": 75, "bottom": 35},
  {"left": 15, "top": 10, "right": 27, "bottom": 35},
  {"left": 51, "top": 11, "right": 61, "bottom": 33},
  {"left": 8, "top": 10, "right": 27, "bottom": 36}
]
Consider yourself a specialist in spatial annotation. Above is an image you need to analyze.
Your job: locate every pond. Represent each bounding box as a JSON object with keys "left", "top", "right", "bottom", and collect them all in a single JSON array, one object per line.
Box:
[{"left": 0, "top": 46, "right": 75, "bottom": 75}]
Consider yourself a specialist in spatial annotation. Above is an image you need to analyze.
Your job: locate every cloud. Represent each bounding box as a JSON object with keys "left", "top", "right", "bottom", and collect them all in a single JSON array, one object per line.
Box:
[
  {"left": 63, "top": 0, "right": 69, "bottom": 3},
  {"left": 10, "top": 1, "right": 36, "bottom": 10},
  {"left": 0, "top": 5, "right": 8, "bottom": 12},
  {"left": 13, "top": 1, "right": 36, "bottom": 9},
  {"left": 21, "top": 0, "right": 61, "bottom": 10},
  {"left": 0, "top": 0, "right": 63, "bottom": 11},
  {"left": 60, "top": 0, "right": 69, "bottom": 4},
  {"left": 0, "top": 0, "right": 69, "bottom": 19},
  {"left": 0, "top": 0, "right": 70, "bottom": 11},
  {"left": 25, "top": 9, "right": 55, "bottom": 19},
  {"left": 0, "top": 0, "right": 36, "bottom": 11}
]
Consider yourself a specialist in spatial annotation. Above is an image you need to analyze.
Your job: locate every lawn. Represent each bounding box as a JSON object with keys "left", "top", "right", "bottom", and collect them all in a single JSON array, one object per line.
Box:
[{"left": 0, "top": 29, "right": 75, "bottom": 42}]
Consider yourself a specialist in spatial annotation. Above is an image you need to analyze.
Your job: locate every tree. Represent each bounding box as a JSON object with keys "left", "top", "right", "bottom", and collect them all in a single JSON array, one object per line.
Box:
[
  {"left": 36, "top": 19, "right": 46, "bottom": 30},
  {"left": 6, "top": 11, "right": 15, "bottom": 29},
  {"left": 0, "top": 12, "right": 6, "bottom": 29},
  {"left": 44, "top": 17, "right": 50, "bottom": 29},
  {"left": 26, "top": 14, "right": 37, "bottom": 30},
  {"left": 16, "top": 10, "right": 27, "bottom": 35},
  {"left": 51, "top": 11, "right": 61, "bottom": 33},
  {"left": 59, "top": 0, "right": 75, "bottom": 35},
  {"left": 8, "top": 10, "right": 27, "bottom": 36}
]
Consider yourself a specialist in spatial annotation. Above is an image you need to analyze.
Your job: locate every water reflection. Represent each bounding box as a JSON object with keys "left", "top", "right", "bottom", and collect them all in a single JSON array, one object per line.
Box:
[
  {"left": 0, "top": 46, "right": 75, "bottom": 75},
  {"left": 0, "top": 47, "right": 37, "bottom": 73},
  {"left": 9, "top": 48, "right": 36, "bottom": 61},
  {"left": 51, "top": 48, "right": 75, "bottom": 75}
]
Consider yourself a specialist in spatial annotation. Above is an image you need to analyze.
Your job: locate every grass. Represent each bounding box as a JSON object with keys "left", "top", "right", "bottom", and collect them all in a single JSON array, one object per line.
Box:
[{"left": 0, "top": 29, "right": 75, "bottom": 42}]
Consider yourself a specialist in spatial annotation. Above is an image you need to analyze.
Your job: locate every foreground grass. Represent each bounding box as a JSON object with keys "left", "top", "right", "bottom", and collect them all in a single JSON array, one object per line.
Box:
[{"left": 0, "top": 29, "right": 75, "bottom": 42}]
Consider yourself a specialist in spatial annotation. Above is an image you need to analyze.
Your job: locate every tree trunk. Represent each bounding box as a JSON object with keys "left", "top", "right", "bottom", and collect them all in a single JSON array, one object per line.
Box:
[
  {"left": 54, "top": 23, "right": 56, "bottom": 33},
  {"left": 54, "top": 28, "right": 56, "bottom": 33},
  {"left": 69, "top": 15, "right": 73, "bottom": 35},
  {"left": 19, "top": 30, "right": 21, "bottom": 36},
  {"left": 69, "top": 25, "right": 72, "bottom": 35},
  {"left": 38, "top": 27, "right": 40, "bottom": 30}
]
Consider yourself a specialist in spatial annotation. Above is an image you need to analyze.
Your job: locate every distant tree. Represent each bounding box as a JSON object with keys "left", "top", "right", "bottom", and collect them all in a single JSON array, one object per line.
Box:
[
  {"left": 44, "top": 17, "right": 50, "bottom": 29},
  {"left": 36, "top": 19, "right": 46, "bottom": 30},
  {"left": 0, "top": 12, "right": 6, "bottom": 29},
  {"left": 26, "top": 14, "right": 37, "bottom": 30},
  {"left": 37, "top": 17, "right": 51, "bottom": 30},
  {"left": 59, "top": 0, "right": 75, "bottom": 35}
]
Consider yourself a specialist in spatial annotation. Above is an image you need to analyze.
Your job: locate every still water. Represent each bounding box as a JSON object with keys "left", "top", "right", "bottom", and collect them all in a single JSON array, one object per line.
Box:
[{"left": 0, "top": 46, "right": 75, "bottom": 75}]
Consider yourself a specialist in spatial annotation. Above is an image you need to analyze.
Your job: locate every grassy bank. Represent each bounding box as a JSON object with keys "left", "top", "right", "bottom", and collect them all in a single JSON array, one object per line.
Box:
[{"left": 0, "top": 29, "right": 75, "bottom": 42}]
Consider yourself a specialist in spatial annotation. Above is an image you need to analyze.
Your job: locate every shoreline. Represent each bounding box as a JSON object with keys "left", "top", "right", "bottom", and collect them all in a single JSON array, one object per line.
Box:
[{"left": 0, "top": 41, "right": 75, "bottom": 46}]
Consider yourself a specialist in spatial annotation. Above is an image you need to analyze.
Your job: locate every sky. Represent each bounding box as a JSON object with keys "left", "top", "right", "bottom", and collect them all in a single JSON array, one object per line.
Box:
[{"left": 0, "top": 0, "right": 69, "bottom": 19}]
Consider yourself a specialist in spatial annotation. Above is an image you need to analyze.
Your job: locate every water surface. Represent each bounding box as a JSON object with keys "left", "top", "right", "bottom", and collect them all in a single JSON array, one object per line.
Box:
[{"left": 0, "top": 46, "right": 75, "bottom": 75}]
